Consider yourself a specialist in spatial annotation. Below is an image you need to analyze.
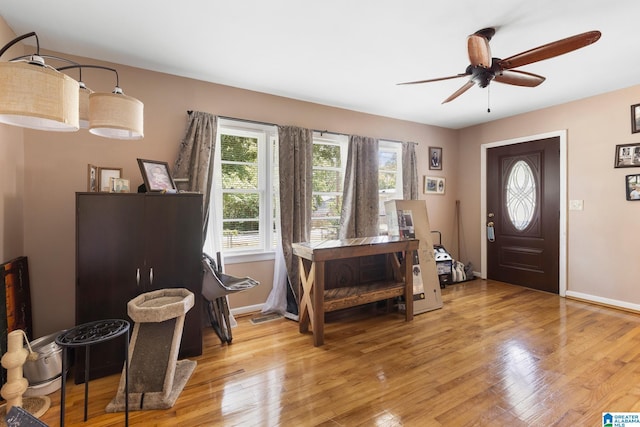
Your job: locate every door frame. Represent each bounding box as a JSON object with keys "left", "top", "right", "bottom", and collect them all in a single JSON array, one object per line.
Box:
[{"left": 480, "top": 130, "right": 567, "bottom": 296}]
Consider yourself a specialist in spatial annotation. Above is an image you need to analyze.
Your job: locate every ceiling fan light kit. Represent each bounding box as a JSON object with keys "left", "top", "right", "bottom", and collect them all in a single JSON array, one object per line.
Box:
[
  {"left": 399, "top": 28, "right": 601, "bottom": 105},
  {"left": 0, "top": 32, "right": 144, "bottom": 139}
]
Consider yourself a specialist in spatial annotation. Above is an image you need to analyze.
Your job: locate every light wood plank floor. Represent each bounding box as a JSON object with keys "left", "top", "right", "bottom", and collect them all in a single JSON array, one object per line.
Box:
[{"left": 35, "top": 279, "right": 640, "bottom": 426}]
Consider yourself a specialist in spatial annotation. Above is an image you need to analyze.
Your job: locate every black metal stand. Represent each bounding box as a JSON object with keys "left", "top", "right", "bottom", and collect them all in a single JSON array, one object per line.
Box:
[
  {"left": 206, "top": 297, "right": 232, "bottom": 343},
  {"left": 56, "top": 319, "right": 130, "bottom": 427}
]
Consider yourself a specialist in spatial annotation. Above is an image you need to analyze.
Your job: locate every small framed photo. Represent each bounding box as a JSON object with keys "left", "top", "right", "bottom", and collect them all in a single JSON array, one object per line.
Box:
[
  {"left": 429, "top": 146, "right": 442, "bottom": 170},
  {"left": 137, "top": 158, "right": 176, "bottom": 192},
  {"left": 109, "top": 178, "right": 130, "bottom": 193},
  {"left": 424, "top": 176, "right": 445, "bottom": 195},
  {"left": 614, "top": 143, "right": 640, "bottom": 168},
  {"left": 87, "top": 164, "right": 98, "bottom": 192},
  {"left": 626, "top": 174, "right": 640, "bottom": 200},
  {"left": 98, "top": 167, "right": 122, "bottom": 192},
  {"left": 632, "top": 104, "right": 640, "bottom": 134}
]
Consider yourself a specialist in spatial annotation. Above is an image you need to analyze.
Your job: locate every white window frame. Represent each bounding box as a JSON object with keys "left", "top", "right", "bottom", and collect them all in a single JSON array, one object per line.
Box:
[
  {"left": 206, "top": 125, "right": 405, "bottom": 259},
  {"left": 310, "top": 132, "right": 348, "bottom": 242},
  {"left": 378, "top": 140, "right": 404, "bottom": 234},
  {"left": 205, "top": 118, "right": 277, "bottom": 264}
]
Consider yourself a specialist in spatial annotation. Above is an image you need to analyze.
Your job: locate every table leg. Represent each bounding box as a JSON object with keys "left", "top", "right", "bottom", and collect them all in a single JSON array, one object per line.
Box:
[
  {"left": 312, "top": 261, "right": 325, "bottom": 346},
  {"left": 403, "top": 250, "right": 414, "bottom": 321},
  {"left": 298, "top": 258, "right": 312, "bottom": 334}
]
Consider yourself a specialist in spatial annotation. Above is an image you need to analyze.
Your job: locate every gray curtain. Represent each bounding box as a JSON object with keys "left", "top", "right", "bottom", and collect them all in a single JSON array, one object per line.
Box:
[
  {"left": 173, "top": 111, "right": 217, "bottom": 240},
  {"left": 402, "top": 141, "right": 419, "bottom": 199},
  {"left": 339, "top": 135, "right": 379, "bottom": 239},
  {"left": 263, "top": 125, "right": 313, "bottom": 314}
]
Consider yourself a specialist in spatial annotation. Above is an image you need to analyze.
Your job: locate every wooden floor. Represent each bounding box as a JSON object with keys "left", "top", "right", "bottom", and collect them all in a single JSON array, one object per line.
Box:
[{"left": 34, "top": 279, "right": 640, "bottom": 426}]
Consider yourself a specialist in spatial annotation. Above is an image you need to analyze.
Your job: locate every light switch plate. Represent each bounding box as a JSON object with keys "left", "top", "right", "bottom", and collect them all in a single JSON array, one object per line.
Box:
[{"left": 569, "top": 200, "right": 583, "bottom": 211}]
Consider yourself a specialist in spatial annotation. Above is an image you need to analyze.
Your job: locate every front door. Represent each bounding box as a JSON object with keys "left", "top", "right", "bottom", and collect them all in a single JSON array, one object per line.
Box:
[{"left": 486, "top": 136, "right": 560, "bottom": 293}]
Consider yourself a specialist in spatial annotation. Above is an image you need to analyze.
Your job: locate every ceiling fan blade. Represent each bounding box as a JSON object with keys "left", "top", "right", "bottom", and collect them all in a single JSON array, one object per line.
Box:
[
  {"left": 467, "top": 33, "right": 492, "bottom": 68},
  {"left": 442, "top": 80, "right": 475, "bottom": 104},
  {"left": 397, "top": 74, "right": 468, "bottom": 85},
  {"left": 498, "top": 30, "right": 601, "bottom": 70},
  {"left": 494, "top": 69, "right": 546, "bottom": 87}
]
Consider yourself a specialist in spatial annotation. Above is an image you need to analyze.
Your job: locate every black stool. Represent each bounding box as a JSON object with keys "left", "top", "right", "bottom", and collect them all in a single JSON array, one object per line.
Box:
[{"left": 55, "top": 319, "right": 130, "bottom": 427}]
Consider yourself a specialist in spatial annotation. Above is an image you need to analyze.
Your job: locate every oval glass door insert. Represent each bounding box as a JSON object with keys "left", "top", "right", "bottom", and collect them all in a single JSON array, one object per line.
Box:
[{"left": 505, "top": 160, "right": 536, "bottom": 230}]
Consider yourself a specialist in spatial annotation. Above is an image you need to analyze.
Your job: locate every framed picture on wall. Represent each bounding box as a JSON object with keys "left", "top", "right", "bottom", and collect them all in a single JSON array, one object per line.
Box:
[
  {"left": 424, "top": 176, "right": 445, "bottom": 195},
  {"left": 614, "top": 143, "right": 640, "bottom": 168},
  {"left": 626, "top": 174, "right": 640, "bottom": 200},
  {"left": 428, "top": 146, "right": 442, "bottom": 170},
  {"left": 632, "top": 104, "right": 640, "bottom": 134},
  {"left": 98, "top": 167, "right": 122, "bottom": 192}
]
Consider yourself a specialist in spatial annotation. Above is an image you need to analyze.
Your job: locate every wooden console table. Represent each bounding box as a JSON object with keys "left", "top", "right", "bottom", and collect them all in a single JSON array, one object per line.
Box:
[{"left": 292, "top": 236, "right": 419, "bottom": 346}]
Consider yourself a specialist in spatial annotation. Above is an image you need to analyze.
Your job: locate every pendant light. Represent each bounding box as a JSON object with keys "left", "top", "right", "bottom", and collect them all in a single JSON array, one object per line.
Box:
[
  {"left": 77, "top": 70, "right": 93, "bottom": 129},
  {"left": 89, "top": 86, "right": 144, "bottom": 140},
  {"left": 0, "top": 32, "right": 79, "bottom": 131},
  {"left": 59, "top": 64, "right": 144, "bottom": 139},
  {"left": 0, "top": 32, "right": 144, "bottom": 139}
]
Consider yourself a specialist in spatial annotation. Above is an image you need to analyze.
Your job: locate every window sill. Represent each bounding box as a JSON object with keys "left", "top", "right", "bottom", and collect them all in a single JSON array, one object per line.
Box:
[{"left": 222, "top": 250, "right": 276, "bottom": 265}]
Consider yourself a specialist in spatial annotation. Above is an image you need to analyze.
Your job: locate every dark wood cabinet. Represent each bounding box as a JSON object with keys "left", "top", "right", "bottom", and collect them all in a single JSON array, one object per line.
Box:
[{"left": 76, "top": 192, "right": 203, "bottom": 383}]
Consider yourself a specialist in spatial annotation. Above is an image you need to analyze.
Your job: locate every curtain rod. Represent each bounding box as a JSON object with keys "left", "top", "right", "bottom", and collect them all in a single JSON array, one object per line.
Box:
[
  {"left": 188, "top": 111, "right": 280, "bottom": 128},
  {"left": 218, "top": 115, "right": 280, "bottom": 128},
  {"left": 313, "top": 129, "right": 348, "bottom": 137},
  {"left": 314, "top": 130, "right": 405, "bottom": 144},
  {"left": 187, "top": 111, "right": 409, "bottom": 144}
]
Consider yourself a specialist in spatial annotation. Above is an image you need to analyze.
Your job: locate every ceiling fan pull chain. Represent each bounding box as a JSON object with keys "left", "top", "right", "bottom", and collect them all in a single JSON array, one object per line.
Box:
[{"left": 487, "top": 86, "right": 491, "bottom": 113}]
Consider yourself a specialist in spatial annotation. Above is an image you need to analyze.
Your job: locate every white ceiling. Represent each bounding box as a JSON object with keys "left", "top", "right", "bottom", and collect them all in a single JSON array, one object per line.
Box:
[{"left": 1, "top": 0, "right": 638, "bottom": 129}]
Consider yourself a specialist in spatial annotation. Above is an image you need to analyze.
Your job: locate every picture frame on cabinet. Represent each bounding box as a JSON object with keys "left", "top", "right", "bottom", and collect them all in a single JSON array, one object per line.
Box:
[
  {"left": 109, "top": 178, "right": 131, "bottom": 193},
  {"left": 87, "top": 164, "right": 98, "bottom": 192},
  {"left": 428, "top": 146, "right": 442, "bottom": 170},
  {"left": 632, "top": 104, "right": 640, "bottom": 134},
  {"left": 98, "top": 167, "right": 122, "bottom": 192},
  {"left": 137, "top": 158, "right": 177, "bottom": 192},
  {"left": 626, "top": 174, "right": 640, "bottom": 201},
  {"left": 424, "top": 176, "right": 445, "bottom": 195},
  {"left": 614, "top": 143, "right": 640, "bottom": 168}
]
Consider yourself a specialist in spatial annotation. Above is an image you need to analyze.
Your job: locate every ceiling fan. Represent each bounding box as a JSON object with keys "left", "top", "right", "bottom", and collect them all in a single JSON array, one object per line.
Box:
[{"left": 398, "top": 28, "right": 601, "bottom": 104}]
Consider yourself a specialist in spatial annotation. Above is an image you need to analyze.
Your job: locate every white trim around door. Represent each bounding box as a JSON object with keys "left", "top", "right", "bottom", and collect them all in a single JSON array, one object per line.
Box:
[{"left": 480, "top": 130, "right": 567, "bottom": 296}]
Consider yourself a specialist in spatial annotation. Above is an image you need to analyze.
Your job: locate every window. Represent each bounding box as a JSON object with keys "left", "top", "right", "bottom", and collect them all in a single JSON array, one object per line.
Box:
[
  {"left": 378, "top": 140, "right": 403, "bottom": 235},
  {"left": 309, "top": 135, "right": 404, "bottom": 241},
  {"left": 205, "top": 118, "right": 277, "bottom": 259},
  {"left": 310, "top": 132, "right": 348, "bottom": 242},
  {"left": 207, "top": 123, "right": 405, "bottom": 257},
  {"left": 505, "top": 159, "right": 536, "bottom": 231}
]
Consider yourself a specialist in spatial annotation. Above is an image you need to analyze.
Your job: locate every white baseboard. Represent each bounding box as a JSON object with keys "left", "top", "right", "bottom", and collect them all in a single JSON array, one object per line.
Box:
[
  {"left": 565, "top": 290, "right": 640, "bottom": 313},
  {"left": 230, "top": 303, "right": 264, "bottom": 317}
]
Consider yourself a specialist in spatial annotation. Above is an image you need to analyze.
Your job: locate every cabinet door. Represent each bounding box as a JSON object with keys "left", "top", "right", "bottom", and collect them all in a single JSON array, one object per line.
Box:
[
  {"left": 143, "top": 194, "right": 203, "bottom": 357},
  {"left": 76, "top": 193, "right": 144, "bottom": 381}
]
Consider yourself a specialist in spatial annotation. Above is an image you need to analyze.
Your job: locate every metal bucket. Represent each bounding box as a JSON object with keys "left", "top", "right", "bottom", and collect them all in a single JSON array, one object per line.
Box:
[{"left": 23, "top": 331, "right": 64, "bottom": 385}]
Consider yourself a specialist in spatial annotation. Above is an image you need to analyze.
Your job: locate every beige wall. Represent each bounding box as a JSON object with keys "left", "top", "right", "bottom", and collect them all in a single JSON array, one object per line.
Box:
[
  {"left": 0, "top": 18, "right": 24, "bottom": 263},
  {"left": 458, "top": 85, "right": 640, "bottom": 307},
  {"left": 0, "top": 21, "right": 458, "bottom": 337}
]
